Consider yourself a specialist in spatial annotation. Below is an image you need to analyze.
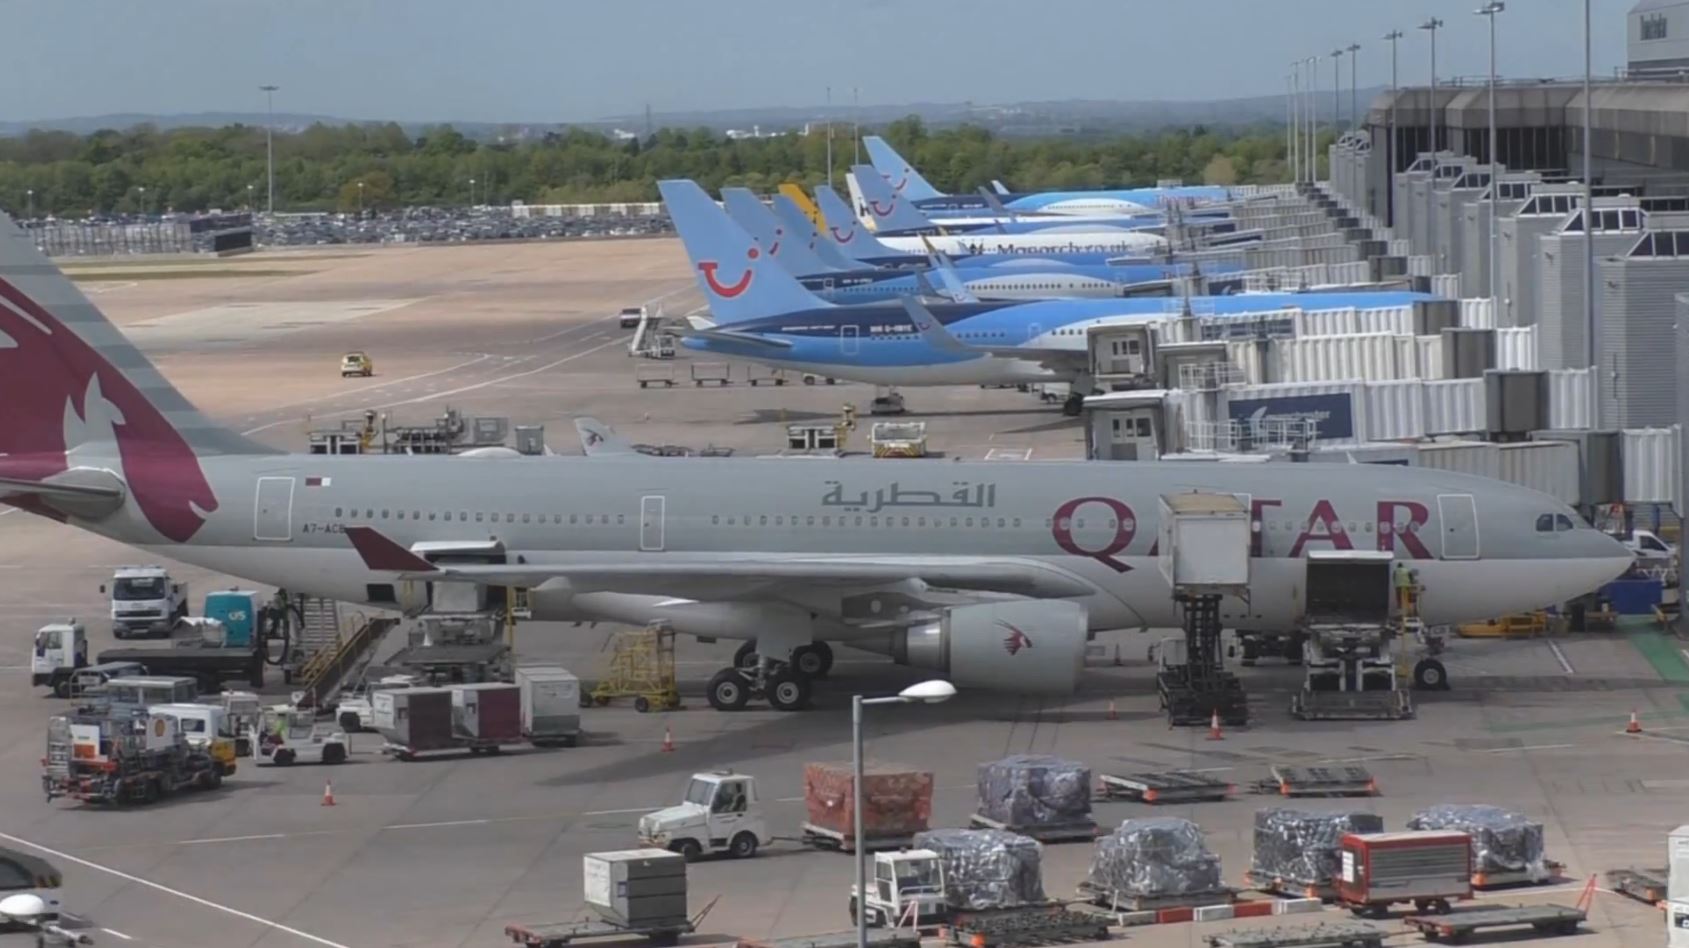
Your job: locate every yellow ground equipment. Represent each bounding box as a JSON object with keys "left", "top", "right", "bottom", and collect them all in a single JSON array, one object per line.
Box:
[
  {"left": 340, "top": 351, "right": 374, "bottom": 377},
  {"left": 589, "top": 623, "right": 681, "bottom": 713},
  {"left": 1457, "top": 611, "right": 1550, "bottom": 638},
  {"left": 870, "top": 421, "right": 928, "bottom": 458}
]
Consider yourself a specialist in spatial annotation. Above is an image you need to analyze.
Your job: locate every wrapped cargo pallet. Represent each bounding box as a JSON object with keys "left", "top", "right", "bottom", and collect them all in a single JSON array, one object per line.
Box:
[
  {"left": 803, "top": 761, "right": 933, "bottom": 839},
  {"left": 1088, "top": 818, "right": 1223, "bottom": 898},
  {"left": 914, "top": 828, "right": 1045, "bottom": 910},
  {"left": 1250, "top": 808, "right": 1385, "bottom": 885},
  {"left": 976, "top": 755, "right": 1092, "bottom": 829},
  {"left": 1406, "top": 805, "right": 1548, "bottom": 879}
]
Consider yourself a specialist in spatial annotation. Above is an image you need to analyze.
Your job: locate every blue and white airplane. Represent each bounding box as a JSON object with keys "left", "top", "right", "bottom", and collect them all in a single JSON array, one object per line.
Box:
[
  {"left": 862, "top": 135, "right": 1231, "bottom": 216},
  {"left": 718, "top": 188, "right": 1208, "bottom": 304},
  {"left": 845, "top": 166, "right": 1168, "bottom": 238},
  {"left": 659, "top": 179, "right": 1436, "bottom": 411}
]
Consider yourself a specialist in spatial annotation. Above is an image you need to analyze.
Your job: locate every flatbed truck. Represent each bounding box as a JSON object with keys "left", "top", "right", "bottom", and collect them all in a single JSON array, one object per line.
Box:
[{"left": 97, "top": 641, "right": 265, "bottom": 692}]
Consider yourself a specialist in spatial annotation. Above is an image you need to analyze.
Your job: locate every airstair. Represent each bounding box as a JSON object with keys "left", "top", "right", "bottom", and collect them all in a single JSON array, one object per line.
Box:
[{"left": 296, "top": 614, "right": 400, "bottom": 709}]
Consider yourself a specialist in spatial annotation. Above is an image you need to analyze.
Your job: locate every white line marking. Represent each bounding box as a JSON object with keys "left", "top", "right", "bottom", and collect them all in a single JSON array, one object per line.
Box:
[
  {"left": 383, "top": 818, "right": 490, "bottom": 830},
  {"left": 240, "top": 354, "right": 493, "bottom": 435},
  {"left": 1486, "top": 743, "right": 1575, "bottom": 754},
  {"left": 179, "top": 833, "right": 288, "bottom": 845},
  {"left": 381, "top": 337, "right": 625, "bottom": 407},
  {"left": 0, "top": 831, "right": 353, "bottom": 948},
  {"left": 102, "top": 928, "right": 134, "bottom": 940},
  {"left": 1547, "top": 640, "right": 1575, "bottom": 675}
]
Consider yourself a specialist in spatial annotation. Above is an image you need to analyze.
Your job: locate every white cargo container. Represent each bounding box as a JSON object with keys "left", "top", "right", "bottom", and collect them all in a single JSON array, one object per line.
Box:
[
  {"left": 514, "top": 664, "right": 581, "bottom": 747},
  {"left": 1497, "top": 441, "right": 1580, "bottom": 505},
  {"left": 1422, "top": 379, "right": 1485, "bottom": 435},
  {"left": 1416, "top": 440, "right": 1501, "bottom": 479},
  {"left": 1156, "top": 492, "right": 1251, "bottom": 597},
  {"left": 583, "top": 849, "right": 688, "bottom": 927}
]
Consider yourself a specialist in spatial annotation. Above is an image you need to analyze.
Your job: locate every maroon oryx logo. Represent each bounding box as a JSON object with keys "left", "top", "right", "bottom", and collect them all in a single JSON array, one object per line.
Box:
[{"left": 999, "top": 621, "right": 1033, "bottom": 656}]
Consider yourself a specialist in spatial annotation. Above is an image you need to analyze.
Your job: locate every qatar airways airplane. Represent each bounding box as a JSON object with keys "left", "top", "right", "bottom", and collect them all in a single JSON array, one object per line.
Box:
[{"left": 0, "top": 212, "right": 1629, "bottom": 713}]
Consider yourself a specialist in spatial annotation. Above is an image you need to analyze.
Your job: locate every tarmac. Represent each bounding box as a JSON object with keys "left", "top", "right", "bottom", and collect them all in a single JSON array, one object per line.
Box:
[{"left": 0, "top": 239, "right": 1680, "bottom": 948}]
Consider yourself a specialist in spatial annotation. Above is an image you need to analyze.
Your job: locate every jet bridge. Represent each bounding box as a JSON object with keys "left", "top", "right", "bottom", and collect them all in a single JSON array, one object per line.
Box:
[
  {"left": 1288, "top": 551, "right": 1414, "bottom": 721},
  {"left": 1153, "top": 492, "right": 1251, "bottom": 726}
]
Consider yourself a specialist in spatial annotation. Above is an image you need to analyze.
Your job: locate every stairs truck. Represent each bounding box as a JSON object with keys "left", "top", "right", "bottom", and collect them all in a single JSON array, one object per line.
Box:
[
  {"left": 42, "top": 707, "right": 222, "bottom": 805},
  {"left": 104, "top": 567, "right": 188, "bottom": 639}
]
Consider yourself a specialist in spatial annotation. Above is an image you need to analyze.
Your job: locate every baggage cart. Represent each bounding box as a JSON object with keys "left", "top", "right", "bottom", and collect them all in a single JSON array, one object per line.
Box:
[
  {"left": 1096, "top": 770, "right": 1232, "bottom": 804},
  {"left": 1203, "top": 922, "right": 1387, "bottom": 948},
  {"left": 1252, "top": 765, "right": 1377, "bottom": 798},
  {"left": 1077, "top": 881, "right": 1236, "bottom": 913},
  {"left": 800, "top": 822, "right": 916, "bottom": 853},
  {"left": 1242, "top": 870, "right": 1335, "bottom": 902},
  {"left": 945, "top": 904, "right": 1110, "bottom": 948},
  {"left": 1401, "top": 904, "right": 1585, "bottom": 941},
  {"left": 1472, "top": 859, "right": 1565, "bottom": 889},
  {"left": 690, "top": 362, "right": 731, "bottom": 386},
  {"left": 1606, "top": 866, "right": 1667, "bottom": 905},
  {"left": 505, "top": 897, "right": 715, "bottom": 948},
  {"left": 634, "top": 364, "right": 677, "bottom": 388}
]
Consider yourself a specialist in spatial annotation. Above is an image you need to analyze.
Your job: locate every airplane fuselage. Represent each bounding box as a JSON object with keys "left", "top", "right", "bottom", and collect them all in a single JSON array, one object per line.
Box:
[{"left": 59, "top": 454, "right": 1626, "bottom": 638}]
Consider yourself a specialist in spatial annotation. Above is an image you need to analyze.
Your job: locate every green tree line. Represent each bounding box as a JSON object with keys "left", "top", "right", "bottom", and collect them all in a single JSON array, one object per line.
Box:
[{"left": 0, "top": 116, "right": 1331, "bottom": 217}]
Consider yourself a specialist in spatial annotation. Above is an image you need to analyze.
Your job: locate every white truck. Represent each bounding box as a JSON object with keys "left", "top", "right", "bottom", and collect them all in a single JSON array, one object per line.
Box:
[
  {"left": 637, "top": 771, "right": 768, "bottom": 861},
  {"left": 30, "top": 622, "right": 88, "bottom": 698},
  {"left": 105, "top": 566, "right": 189, "bottom": 639},
  {"left": 849, "top": 849, "right": 948, "bottom": 928},
  {"left": 335, "top": 674, "right": 421, "bottom": 732}
]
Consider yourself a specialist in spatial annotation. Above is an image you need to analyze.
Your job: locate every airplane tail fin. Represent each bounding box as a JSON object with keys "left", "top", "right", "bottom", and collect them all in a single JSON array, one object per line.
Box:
[
  {"left": 777, "top": 184, "right": 825, "bottom": 229},
  {"left": 851, "top": 164, "right": 935, "bottom": 233},
  {"left": 573, "top": 417, "right": 637, "bottom": 457},
  {"left": 863, "top": 136, "right": 944, "bottom": 202},
  {"left": 920, "top": 240, "right": 978, "bottom": 303},
  {"left": 771, "top": 195, "right": 856, "bottom": 270},
  {"left": 991, "top": 179, "right": 1011, "bottom": 196},
  {"left": 720, "top": 188, "right": 838, "bottom": 276},
  {"left": 815, "top": 186, "right": 902, "bottom": 260},
  {"left": 0, "top": 211, "right": 275, "bottom": 540},
  {"left": 658, "top": 180, "right": 831, "bottom": 323}
]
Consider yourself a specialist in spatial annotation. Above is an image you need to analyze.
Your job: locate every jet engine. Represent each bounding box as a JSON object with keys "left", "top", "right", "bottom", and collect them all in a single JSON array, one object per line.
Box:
[{"left": 880, "top": 601, "right": 1087, "bottom": 695}]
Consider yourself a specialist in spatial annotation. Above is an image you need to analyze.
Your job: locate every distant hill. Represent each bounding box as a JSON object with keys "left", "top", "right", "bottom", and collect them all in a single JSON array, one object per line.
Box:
[{"left": 1, "top": 89, "right": 1384, "bottom": 139}]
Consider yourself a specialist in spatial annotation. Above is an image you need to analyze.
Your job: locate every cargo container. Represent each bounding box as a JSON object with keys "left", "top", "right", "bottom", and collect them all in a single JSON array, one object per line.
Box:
[
  {"left": 1336, "top": 831, "right": 1472, "bottom": 916},
  {"left": 201, "top": 589, "right": 261, "bottom": 647},
  {"left": 451, "top": 682, "right": 522, "bottom": 745},
  {"left": 583, "top": 849, "right": 689, "bottom": 928},
  {"left": 374, "top": 687, "right": 457, "bottom": 760},
  {"left": 801, "top": 762, "right": 934, "bottom": 850},
  {"left": 516, "top": 664, "right": 581, "bottom": 747}
]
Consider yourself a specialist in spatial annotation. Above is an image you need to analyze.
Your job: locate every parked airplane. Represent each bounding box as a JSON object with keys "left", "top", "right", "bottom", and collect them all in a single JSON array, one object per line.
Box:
[
  {"left": 862, "top": 135, "right": 1230, "bottom": 215},
  {"left": 0, "top": 212, "right": 1633, "bottom": 713},
  {"left": 662, "top": 179, "right": 1428, "bottom": 412},
  {"left": 717, "top": 187, "right": 1196, "bottom": 303},
  {"left": 845, "top": 167, "right": 1168, "bottom": 258}
]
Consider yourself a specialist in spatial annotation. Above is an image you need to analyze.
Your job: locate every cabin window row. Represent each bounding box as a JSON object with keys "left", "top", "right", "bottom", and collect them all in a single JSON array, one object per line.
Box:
[{"left": 333, "top": 507, "right": 623, "bottom": 527}]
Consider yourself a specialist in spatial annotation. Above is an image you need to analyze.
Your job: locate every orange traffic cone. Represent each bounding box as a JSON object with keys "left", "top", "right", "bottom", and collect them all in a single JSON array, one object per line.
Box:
[
  {"left": 1206, "top": 710, "right": 1225, "bottom": 741},
  {"left": 1626, "top": 710, "right": 1643, "bottom": 735},
  {"left": 321, "top": 780, "right": 336, "bottom": 806},
  {"left": 661, "top": 726, "right": 675, "bottom": 752},
  {"left": 1106, "top": 700, "right": 1118, "bottom": 721}
]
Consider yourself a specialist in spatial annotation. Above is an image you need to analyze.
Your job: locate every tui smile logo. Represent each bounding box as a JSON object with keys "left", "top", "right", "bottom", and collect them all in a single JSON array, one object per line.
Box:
[
  {"left": 883, "top": 170, "right": 909, "bottom": 193},
  {"left": 999, "top": 621, "right": 1033, "bottom": 656},
  {"left": 868, "top": 198, "right": 897, "bottom": 218},
  {"left": 697, "top": 247, "right": 758, "bottom": 298},
  {"left": 830, "top": 224, "right": 856, "bottom": 244}
]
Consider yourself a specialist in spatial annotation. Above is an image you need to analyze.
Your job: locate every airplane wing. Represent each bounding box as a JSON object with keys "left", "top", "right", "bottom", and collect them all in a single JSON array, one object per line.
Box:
[
  {"left": 898, "top": 297, "right": 1088, "bottom": 373},
  {"left": 344, "top": 526, "right": 1093, "bottom": 600},
  {"left": 573, "top": 417, "right": 637, "bottom": 457},
  {"left": 0, "top": 474, "right": 123, "bottom": 501},
  {"left": 975, "top": 187, "right": 1017, "bottom": 228}
]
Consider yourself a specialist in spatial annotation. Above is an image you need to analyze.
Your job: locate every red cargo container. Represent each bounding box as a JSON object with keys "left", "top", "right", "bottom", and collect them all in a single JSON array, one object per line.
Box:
[
  {"left": 1336, "top": 831, "right": 1472, "bottom": 916},
  {"left": 452, "top": 683, "right": 522, "bottom": 744},
  {"left": 803, "top": 761, "right": 933, "bottom": 846}
]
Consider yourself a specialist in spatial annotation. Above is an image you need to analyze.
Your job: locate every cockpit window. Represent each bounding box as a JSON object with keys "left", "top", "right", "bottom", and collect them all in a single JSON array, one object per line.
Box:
[
  {"left": 1536, "top": 514, "right": 1555, "bottom": 533},
  {"left": 1556, "top": 514, "right": 1575, "bottom": 532}
]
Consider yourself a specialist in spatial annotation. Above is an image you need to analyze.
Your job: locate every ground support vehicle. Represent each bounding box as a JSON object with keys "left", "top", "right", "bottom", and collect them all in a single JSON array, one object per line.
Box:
[
  {"left": 1202, "top": 922, "right": 1386, "bottom": 948},
  {"left": 591, "top": 626, "right": 681, "bottom": 712},
  {"left": 105, "top": 567, "right": 188, "bottom": 639},
  {"left": 340, "top": 351, "right": 374, "bottom": 377},
  {"left": 334, "top": 674, "right": 420, "bottom": 732},
  {"left": 1249, "top": 765, "right": 1378, "bottom": 798},
  {"left": 1401, "top": 904, "right": 1586, "bottom": 941},
  {"left": 1607, "top": 867, "right": 1667, "bottom": 906},
  {"left": 29, "top": 622, "right": 88, "bottom": 696},
  {"left": 943, "top": 904, "right": 1111, "bottom": 947},
  {"left": 43, "top": 708, "right": 221, "bottom": 805},
  {"left": 847, "top": 850, "right": 948, "bottom": 928},
  {"left": 1335, "top": 832, "right": 1471, "bottom": 918},
  {"left": 97, "top": 640, "right": 265, "bottom": 692},
  {"left": 151, "top": 703, "right": 239, "bottom": 775},
  {"left": 256, "top": 706, "right": 349, "bottom": 766},
  {"left": 638, "top": 771, "right": 768, "bottom": 860}
]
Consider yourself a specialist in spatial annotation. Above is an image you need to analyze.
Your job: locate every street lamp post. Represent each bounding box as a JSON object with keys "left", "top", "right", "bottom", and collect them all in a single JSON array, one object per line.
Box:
[
  {"left": 1331, "top": 49, "right": 1344, "bottom": 133},
  {"left": 825, "top": 85, "right": 834, "bottom": 191},
  {"left": 1478, "top": 1, "right": 1505, "bottom": 312},
  {"left": 1347, "top": 43, "right": 1361, "bottom": 129},
  {"left": 246, "top": 183, "right": 254, "bottom": 211},
  {"left": 853, "top": 680, "right": 956, "bottom": 948},
  {"left": 469, "top": 177, "right": 477, "bottom": 207},
  {"left": 357, "top": 180, "right": 366, "bottom": 213},
  {"left": 1419, "top": 18, "right": 1444, "bottom": 264},
  {"left": 1307, "top": 56, "right": 1320, "bottom": 183},
  {"left": 25, "top": 188, "right": 33, "bottom": 219},
  {"left": 1583, "top": 0, "right": 1596, "bottom": 391},
  {"left": 259, "top": 84, "right": 279, "bottom": 215},
  {"left": 1286, "top": 70, "right": 1297, "bottom": 185},
  {"left": 1384, "top": 30, "right": 1403, "bottom": 223}
]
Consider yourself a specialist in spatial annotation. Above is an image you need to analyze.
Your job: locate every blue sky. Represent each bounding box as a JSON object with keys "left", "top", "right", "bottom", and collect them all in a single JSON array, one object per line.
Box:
[{"left": 3, "top": 0, "right": 1628, "bottom": 122}]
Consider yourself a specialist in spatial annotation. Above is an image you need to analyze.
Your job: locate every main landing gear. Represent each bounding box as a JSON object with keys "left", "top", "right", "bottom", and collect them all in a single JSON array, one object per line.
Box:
[
  {"left": 1061, "top": 393, "right": 1085, "bottom": 417},
  {"left": 711, "top": 640, "right": 833, "bottom": 712}
]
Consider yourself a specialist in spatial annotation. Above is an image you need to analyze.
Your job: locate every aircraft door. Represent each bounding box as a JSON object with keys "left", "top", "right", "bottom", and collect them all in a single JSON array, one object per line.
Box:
[
  {"left": 640, "top": 495, "right": 666, "bottom": 552},
  {"left": 253, "top": 476, "right": 295, "bottom": 542},
  {"left": 1437, "top": 493, "right": 1479, "bottom": 560},
  {"left": 841, "top": 325, "right": 859, "bottom": 355}
]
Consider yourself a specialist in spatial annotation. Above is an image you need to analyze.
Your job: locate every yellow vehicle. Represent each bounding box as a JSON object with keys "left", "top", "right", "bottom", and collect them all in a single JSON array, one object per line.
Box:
[
  {"left": 340, "top": 351, "right": 374, "bottom": 378},
  {"left": 1456, "top": 611, "right": 1549, "bottom": 638},
  {"left": 153, "top": 703, "right": 238, "bottom": 775}
]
